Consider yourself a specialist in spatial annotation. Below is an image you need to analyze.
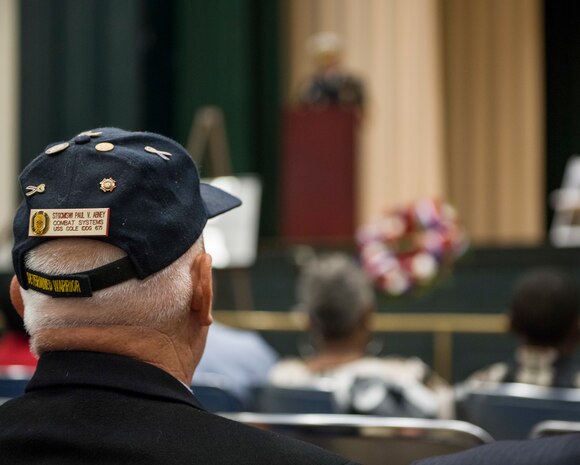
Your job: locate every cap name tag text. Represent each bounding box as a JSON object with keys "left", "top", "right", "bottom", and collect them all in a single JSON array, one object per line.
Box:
[{"left": 29, "top": 208, "right": 110, "bottom": 237}]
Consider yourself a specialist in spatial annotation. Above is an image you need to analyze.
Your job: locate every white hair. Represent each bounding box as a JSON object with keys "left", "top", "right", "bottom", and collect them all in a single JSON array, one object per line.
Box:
[{"left": 21, "top": 238, "right": 202, "bottom": 337}]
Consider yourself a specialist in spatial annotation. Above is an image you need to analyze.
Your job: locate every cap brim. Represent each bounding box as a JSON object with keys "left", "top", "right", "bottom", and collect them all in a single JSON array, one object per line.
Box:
[{"left": 200, "top": 183, "right": 242, "bottom": 218}]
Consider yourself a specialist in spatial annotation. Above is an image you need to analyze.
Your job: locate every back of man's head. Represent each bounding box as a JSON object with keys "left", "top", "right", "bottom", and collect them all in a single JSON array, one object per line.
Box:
[
  {"left": 12, "top": 128, "right": 240, "bottom": 354},
  {"left": 21, "top": 238, "right": 201, "bottom": 351},
  {"left": 509, "top": 268, "right": 580, "bottom": 347}
]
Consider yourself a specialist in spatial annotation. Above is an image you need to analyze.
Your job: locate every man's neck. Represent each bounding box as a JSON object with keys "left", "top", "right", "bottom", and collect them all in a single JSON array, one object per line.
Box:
[{"left": 32, "top": 325, "right": 196, "bottom": 385}]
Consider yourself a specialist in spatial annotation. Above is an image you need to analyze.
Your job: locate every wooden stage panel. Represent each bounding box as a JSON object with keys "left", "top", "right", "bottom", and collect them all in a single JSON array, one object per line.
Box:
[{"left": 280, "top": 107, "right": 358, "bottom": 242}]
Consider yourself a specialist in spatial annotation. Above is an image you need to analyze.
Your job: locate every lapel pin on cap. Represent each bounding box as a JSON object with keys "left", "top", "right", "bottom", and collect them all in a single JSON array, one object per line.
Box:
[
  {"left": 99, "top": 178, "right": 117, "bottom": 192},
  {"left": 25, "top": 184, "right": 46, "bottom": 197},
  {"left": 78, "top": 131, "right": 103, "bottom": 138},
  {"left": 45, "top": 142, "right": 69, "bottom": 155},
  {"left": 95, "top": 142, "right": 115, "bottom": 152},
  {"left": 144, "top": 146, "right": 172, "bottom": 161}
]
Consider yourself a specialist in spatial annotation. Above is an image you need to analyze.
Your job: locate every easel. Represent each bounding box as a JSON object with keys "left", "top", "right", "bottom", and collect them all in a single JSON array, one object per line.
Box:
[
  {"left": 187, "top": 106, "right": 233, "bottom": 177},
  {"left": 186, "top": 106, "right": 256, "bottom": 310}
]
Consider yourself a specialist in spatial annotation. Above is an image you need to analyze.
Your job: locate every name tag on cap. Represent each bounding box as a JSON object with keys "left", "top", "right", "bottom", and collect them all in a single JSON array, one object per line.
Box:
[{"left": 29, "top": 208, "right": 110, "bottom": 237}]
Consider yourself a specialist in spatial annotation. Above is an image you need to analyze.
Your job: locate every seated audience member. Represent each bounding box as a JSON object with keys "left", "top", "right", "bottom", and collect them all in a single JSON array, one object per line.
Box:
[
  {"left": 2, "top": 128, "right": 358, "bottom": 465},
  {"left": 412, "top": 269, "right": 580, "bottom": 465},
  {"left": 465, "top": 268, "right": 580, "bottom": 387},
  {"left": 194, "top": 321, "right": 278, "bottom": 406},
  {"left": 0, "top": 273, "right": 36, "bottom": 370},
  {"left": 269, "top": 254, "right": 452, "bottom": 418}
]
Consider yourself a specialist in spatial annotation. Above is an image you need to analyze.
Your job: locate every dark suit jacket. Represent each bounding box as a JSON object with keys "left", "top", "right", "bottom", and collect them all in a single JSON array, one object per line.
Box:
[
  {"left": 0, "top": 350, "right": 358, "bottom": 465},
  {"left": 413, "top": 433, "right": 580, "bottom": 465}
]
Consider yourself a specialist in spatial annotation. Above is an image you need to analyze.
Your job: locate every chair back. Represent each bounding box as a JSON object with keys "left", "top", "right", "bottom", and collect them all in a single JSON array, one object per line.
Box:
[
  {"left": 456, "top": 382, "right": 580, "bottom": 439},
  {"left": 0, "top": 378, "right": 28, "bottom": 399},
  {"left": 191, "top": 383, "right": 243, "bottom": 413},
  {"left": 255, "top": 385, "right": 339, "bottom": 414},
  {"left": 530, "top": 420, "right": 580, "bottom": 438},
  {"left": 0, "top": 367, "right": 33, "bottom": 403},
  {"left": 223, "top": 413, "right": 492, "bottom": 465}
]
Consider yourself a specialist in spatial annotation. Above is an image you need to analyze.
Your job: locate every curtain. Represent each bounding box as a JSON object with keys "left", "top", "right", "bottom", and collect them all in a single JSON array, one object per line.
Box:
[
  {"left": 282, "top": 0, "right": 543, "bottom": 245},
  {"left": 0, "top": 0, "right": 19, "bottom": 253}
]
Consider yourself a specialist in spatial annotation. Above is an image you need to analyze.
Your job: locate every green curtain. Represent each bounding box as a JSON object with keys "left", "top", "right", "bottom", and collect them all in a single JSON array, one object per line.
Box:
[
  {"left": 173, "top": 0, "right": 280, "bottom": 236},
  {"left": 20, "top": 0, "right": 141, "bottom": 168},
  {"left": 20, "top": 0, "right": 280, "bottom": 236}
]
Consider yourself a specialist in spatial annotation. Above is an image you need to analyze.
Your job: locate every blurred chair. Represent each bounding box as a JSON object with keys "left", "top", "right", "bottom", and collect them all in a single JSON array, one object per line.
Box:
[
  {"left": 0, "top": 367, "right": 32, "bottom": 404},
  {"left": 254, "top": 385, "right": 339, "bottom": 414},
  {"left": 0, "top": 378, "right": 28, "bottom": 400},
  {"left": 191, "top": 381, "right": 243, "bottom": 413},
  {"left": 530, "top": 420, "right": 580, "bottom": 438},
  {"left": 222, "top": 413, "right": 492, "bottom": 465},
  {"left": 456, "top": 382, "right": 580, "bottom": 440}
]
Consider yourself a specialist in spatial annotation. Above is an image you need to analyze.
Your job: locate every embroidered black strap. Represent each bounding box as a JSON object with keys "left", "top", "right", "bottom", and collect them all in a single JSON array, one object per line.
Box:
[{"left": 23, "top": 256, "right": 136, "bottom": 298}]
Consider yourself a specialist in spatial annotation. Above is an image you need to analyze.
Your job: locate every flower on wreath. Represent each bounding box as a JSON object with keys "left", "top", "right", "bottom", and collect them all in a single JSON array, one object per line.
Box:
[{"left": 356, "top": 199, "right": 469, "bottom": 297}]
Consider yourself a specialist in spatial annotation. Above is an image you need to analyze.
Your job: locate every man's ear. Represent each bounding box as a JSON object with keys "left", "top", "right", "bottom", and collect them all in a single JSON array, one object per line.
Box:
[
  {"left": 10, "top": 275, "right": 25, "bottom": 318},
  {"left": 189, "top": 252, "right": 213, "bottom": 327}
]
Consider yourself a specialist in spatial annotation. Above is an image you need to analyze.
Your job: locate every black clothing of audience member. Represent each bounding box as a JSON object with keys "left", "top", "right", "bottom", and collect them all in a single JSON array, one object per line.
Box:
[{"left": 1, "top": 128, "right": 358, "bottom": 465}]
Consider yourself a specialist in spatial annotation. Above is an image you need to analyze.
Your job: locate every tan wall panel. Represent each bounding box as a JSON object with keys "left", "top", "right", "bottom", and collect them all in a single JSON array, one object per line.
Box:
[
  {"left": 0, "top": 0, "right": 19, "bottom": 268},
  {"left": 363, "top": 0, "right": 396, "bottom": 222},
  {"left": 282, "top": 0, "right": 314, "bottom": 102},
  {"left": 443, "top": 0, "right": 470, "bottom": 233},
  {"left": 396, "top": 0, "right": 445, "bottom": 202},
  {"left": 341, "top": 0, "right": 369, "bottom": 74},
  {"left": 519, "top": 0, "right": 544, "bottom": 243},
  {"left": 443, "top": 0, "right": 544, "bottom": 244},
  {"left": 317, "top": 0, "right": 340, "bottom": 31}
]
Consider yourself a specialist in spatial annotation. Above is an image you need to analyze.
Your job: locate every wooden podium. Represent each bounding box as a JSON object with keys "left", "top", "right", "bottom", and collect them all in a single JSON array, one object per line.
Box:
[{"left": 281, "top": 107, "right": 358, "bottom": 243}]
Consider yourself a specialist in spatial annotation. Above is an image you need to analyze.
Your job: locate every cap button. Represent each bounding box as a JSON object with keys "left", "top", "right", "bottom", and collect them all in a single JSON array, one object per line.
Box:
[{"left": 74, "top": 134, "right": 91, "bottom": 145}]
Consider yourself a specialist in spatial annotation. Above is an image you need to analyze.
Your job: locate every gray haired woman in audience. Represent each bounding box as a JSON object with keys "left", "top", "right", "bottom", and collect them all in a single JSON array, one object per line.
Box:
[{"left": 269, "top": 253, "right": 453, "bottom": 418}]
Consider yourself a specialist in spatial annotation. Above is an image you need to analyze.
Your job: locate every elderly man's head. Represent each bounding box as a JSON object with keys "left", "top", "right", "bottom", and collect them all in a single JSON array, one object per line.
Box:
[
  {"left": 20, "top": 238, "right": 202, "bottom": 351},
  {"left": 11, "top": 128, "right": 240, "bottom": 372}
]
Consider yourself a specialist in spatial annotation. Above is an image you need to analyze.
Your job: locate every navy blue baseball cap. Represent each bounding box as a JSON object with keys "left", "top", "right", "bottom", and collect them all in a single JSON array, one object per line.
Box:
[{"left": 12, "top": 127, "right": 241, "bottom": 297}]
